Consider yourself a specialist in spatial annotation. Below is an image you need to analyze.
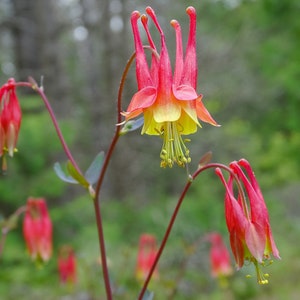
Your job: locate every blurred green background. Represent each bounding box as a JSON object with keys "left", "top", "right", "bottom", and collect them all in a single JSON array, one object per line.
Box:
[{"left": 0, "top": 0, "right": 299, "bottom": 299}]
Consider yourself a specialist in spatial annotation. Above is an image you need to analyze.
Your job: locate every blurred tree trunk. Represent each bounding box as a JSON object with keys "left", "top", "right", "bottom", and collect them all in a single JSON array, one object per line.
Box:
[{"left": 10, "top": 0, "right": 70, "bottom": 116}]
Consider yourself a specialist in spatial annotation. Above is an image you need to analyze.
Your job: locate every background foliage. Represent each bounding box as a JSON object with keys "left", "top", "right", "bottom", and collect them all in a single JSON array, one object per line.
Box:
[{"left": 0, "top": 0, "right": 299, "bottom": 299}]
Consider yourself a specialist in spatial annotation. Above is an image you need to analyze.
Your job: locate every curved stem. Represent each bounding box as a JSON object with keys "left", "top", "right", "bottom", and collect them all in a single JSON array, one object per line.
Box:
[
  {"left": 138, "top": 162, "right": 238, "bottom": 299},
  {"left": 15, "top": 81, "right": 81, "bottom": 174},
  {"left": 0, "top": 205, "right": 27, "bottom": 258},
  {"left": 14, "top": 52, "right": 136, "bottom": 299}
]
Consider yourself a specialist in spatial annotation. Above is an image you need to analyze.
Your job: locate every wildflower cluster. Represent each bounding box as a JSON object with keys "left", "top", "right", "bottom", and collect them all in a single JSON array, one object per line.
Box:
[{"left": 0, "top": 5, "right": 281, "bottom": 299}]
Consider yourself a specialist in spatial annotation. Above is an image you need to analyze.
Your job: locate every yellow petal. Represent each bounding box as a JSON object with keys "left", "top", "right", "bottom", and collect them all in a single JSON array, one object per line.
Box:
[
  {"left": 177, "top": 111, "right": 198, "bottom": 135},
  {"left": 152, "top": 95, "right": 181, "bottom": 123},
  {"left": 179, "top": 101, "right": 200, "bottom": 131},
  {"left": 142, "top": 109, "right": 161, "bottom": 135}
]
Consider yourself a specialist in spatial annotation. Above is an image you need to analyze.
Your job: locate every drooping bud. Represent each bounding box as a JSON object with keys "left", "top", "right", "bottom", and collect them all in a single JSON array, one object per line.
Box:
[
  {"left": 23, "top": 197, "right": 53, "bottom": 262},
  {"left": 136, "top": 234, "right": 159, "bottom": 281},
  {"left": 0, "top": 78, "right": 22, "bottom": 170}
]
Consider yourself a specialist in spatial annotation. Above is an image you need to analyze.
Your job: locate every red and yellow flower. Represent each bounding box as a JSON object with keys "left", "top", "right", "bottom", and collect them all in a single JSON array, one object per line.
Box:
[
  {"left": 216, "top": 159, "right": 280, "bottom": 284},
  {"left": 123, "top": 7, "right": 218, "bottom": 167}
]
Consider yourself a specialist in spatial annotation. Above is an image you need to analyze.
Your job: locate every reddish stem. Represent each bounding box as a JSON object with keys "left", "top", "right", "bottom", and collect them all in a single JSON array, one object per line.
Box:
[
  {"left": 138, "top": 162, "right": 238, "bottom": 299},
  {"left": 13, "top": 51, "right": 135, "bottom": 299},
  {"left": 91, "top": 52, "right": 136, "bottom": 300},
  {"left": 14, "top": 81, "right": 81, "bottom": 174}
]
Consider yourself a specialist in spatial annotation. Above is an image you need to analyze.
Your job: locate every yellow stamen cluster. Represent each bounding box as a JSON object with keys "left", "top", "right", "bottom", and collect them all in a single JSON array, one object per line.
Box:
[
  {"left": 247, "top": 258, "right": 271, "bottom": 285},
  {"left": 159, "top": 122, "right": 191, "bottom": 168}
]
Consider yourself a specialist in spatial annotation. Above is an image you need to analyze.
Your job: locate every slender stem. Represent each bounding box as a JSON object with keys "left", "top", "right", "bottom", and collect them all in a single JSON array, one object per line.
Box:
[
  {"left": 15, "top": 81, "right": 81, "bottom": 174},
  {"left": 91, "top": 53, "right": 136, "bottom": 300},
  {"left": 94, "top": 51, "right": 136, "bottom": 197},
  {"left": 138, "top": 162, "right": 237, "bottom": 299},
  {"left": 138, "top": 178, "right": 192, "bottom": 299},
  {"left": 35, "top": 88, "right": 81, "bottom": 173},
  {"left": 0, "top": 230, "right": 8, "bottom": 259},
  {"left": 92, "top": 131, "right": 120, "bottom": 300},
  {"left": 0, "top": 205, "right": 27, "bottom": 258},
  {"left": 14, "top": 52, "right": 135, "bottom": 299}
]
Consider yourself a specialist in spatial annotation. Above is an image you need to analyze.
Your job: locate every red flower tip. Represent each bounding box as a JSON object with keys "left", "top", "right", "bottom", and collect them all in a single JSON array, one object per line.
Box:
[
  {"left": 145, "top": 6, "right": 155, "bottom": 16},
  {"left": 186, "top": 6, "right": 196, "bottom": 16},
  {"left": 170, "top": 19, "right": 180, "bottom": 29},
  {"left": 131, "top": 10, "right": 141, "bottom": 19},
  {"left": 141, "top": 14, "right": 148, "bottom": 24}
]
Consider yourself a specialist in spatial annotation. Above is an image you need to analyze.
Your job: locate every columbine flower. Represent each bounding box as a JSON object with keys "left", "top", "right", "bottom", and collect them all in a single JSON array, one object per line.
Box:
[
  {"left": 0, "top": 78, "right": 22, "bottom": 170},
  {"left": 58, "top": 245, "right": 77, "bottom": 284},
  {"left": 123, "top": 7, "right": 218, "bottom": 168},
  {"left": 207, "top": 232, "right": 233, "bottom": 284},
  {"left": 136, "top": 234, "right": 158, "bottom": 281},
  {"left": 23, "top": 197, "right": 53, "bottom": 262},
  {"left": 216, "top": 159, "right": 280, "bottom": 284}
]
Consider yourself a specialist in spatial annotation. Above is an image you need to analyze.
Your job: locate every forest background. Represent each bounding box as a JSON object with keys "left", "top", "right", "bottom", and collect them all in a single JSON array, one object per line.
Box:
[{"left": 0, "top": 0, "right": 299, "bottom": 299}]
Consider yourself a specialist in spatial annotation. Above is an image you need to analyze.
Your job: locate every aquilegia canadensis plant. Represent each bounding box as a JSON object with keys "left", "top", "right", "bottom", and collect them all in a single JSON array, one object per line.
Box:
[{"left": 0, "top": 6, "right": 280, "bottom": 299}]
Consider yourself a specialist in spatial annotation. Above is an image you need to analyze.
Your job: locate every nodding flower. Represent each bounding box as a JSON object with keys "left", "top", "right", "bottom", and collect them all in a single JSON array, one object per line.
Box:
[
  {"left": 23, "top": 197, "right": 53, "bottom": 262},
  {"left": 58, "top": 245, "right": 77, "bottom": 284},
  {"left": 136, "top": 234, "right": 158, "bottom": 281},
  {"left": 216, "top": 159, "right": 280, "bottom": 284},
  {"left": 123, "top": 7, "right": 219, "bottom": 168},
  {"left": 206, "top": 232, "right": 233, "bottom": 281},
  {"left": 0, "top": 78, "right": 22, "bottom": 171}
]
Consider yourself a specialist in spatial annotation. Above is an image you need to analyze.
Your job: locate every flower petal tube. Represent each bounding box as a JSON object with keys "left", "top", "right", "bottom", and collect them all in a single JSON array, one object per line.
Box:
[
  {"left": 0, "top": 78, "right": 22, "bottom": 170},
  {"left": 23, "top": 197, "right": 53, "bottom": 262},
  {"left": 123, "top": 7, "right": 219, "bottom": 167},
  {"left": 216, "top": 160, "right": 280, "bottom": 284}
]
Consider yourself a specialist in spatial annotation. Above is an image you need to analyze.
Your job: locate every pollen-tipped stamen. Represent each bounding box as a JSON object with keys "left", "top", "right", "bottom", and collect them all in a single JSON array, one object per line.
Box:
[
  {"left": 253, "top": 259, "right": 269, "bottom": 285},
  {"left": 160, "top": 122, "right": 191, "bottom": 168}
]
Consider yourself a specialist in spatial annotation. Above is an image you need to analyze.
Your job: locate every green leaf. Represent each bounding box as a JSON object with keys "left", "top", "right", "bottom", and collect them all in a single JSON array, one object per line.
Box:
[
  {"left": 84, "top": 151, "right": 104, "bottom": 185},
  {"left": 120, "top": 117, "right": 144, "bottom": 135},
  {"left": 53, "top": 162, "right": 78, "bottom": 184},
  {"left": 140, "top": 290, "right": 154, "bottom": 300},
  {"left": 66, "top": 161, "right": 89, "bottom": 188}
]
